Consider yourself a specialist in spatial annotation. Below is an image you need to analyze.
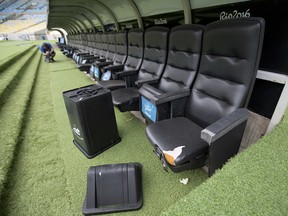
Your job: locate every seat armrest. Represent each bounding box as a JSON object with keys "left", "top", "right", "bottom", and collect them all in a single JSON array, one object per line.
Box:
[
  {"left": 80, "top": 54, "right": 94, "bottom": 58},
  {"left": 96, "top": 58, "right": 106, "bottom": 62},
  {"left": 116, "top": 69, "right": 138, "bottom": 78},
  {"left": 139, "top": 83, "right": 190, "bottom": 105},
  {"left": 138, "top": 83, "right": 163, "bottom": 102},
  {"left": 201, "top": 108, "right": 249, "bottom": 144},
  {"left": 95, "top": 61, "right": 113, "bottom": 68},
  {"left": 201, "top": 108, "right": 249, "bottom": 176},
  {"left": 103, "top": 64, "right": 125, "bottom": 72},
  {"left": 84, "top": 55, "right": 99, "bottom": 60},
  {"left": 77, "top": 52, "right": 90, "bottom": 56},
  {"left": 154, "top": 89, "right": 190, "bottom": 105},
  {"left": 77, "top": 63, "right": 92, "bottom": 67},
  {"left": 135, "top": 78, "right": 159, "bottom": 88}
]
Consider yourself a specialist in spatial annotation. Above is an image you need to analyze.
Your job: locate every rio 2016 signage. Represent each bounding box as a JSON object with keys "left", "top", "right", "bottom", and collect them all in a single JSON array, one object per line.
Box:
[
  {"left": 220, "top": 9, "right": 250, "bottom": 20},
  {"left": 194, "top": 0, "right": 288, "bottom": 75}
]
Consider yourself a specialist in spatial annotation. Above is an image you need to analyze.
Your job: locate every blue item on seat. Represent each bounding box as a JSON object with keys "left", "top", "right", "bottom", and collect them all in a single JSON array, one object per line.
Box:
[{"left": 141, "top": 96, "right": 157, "bottom": 122}]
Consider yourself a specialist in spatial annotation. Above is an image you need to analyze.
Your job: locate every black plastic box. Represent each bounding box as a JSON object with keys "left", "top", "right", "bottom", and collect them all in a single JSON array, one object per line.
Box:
[
  {"left": 63, "top": 84, "right": 121, "bottom": 158},
  {"left": 82, "top": 163, "right": 143, "bottom": 215}
]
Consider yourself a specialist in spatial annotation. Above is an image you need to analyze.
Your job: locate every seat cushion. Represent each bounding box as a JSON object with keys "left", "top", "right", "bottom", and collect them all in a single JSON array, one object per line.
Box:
[
  {"left": 96, "top": 80, "right": 125, "bottom": 91},
  {"left": 112, "top": 87, "right": 140, "bottom": 112},
  {"left": 82, "top": 163, "right": 142, "bottom": 215},
  {"left": 146, "top": 117, "right": 209, "bottom": 166},
  {"left": 112, "top": 87, "right": 139, "bottom": 105}
]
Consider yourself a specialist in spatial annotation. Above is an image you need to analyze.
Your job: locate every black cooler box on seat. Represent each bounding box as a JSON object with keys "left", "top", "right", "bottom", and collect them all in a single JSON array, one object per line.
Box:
[{"left": 63, "top": 84, "right": 121, "bottom": 158}]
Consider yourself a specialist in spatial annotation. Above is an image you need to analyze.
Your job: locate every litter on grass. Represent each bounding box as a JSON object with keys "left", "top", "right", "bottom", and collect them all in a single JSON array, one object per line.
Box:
[{"left": 180, "top": 178, "right": 189, "bottom": 185}]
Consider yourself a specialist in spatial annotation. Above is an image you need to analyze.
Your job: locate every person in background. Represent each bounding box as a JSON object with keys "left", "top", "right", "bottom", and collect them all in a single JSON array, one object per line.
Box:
[{"left": 39, "top": 42, "right": 56, "bottom": 62}]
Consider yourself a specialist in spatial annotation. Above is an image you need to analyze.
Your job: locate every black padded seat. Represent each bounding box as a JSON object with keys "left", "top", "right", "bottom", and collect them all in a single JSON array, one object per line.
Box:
[
  {"left": 146, "top": 117, "right": 208, "bottom": 166},
  {"left": 82, "top": 163, "right": 142, "bottom": 215},
  {"left": 112, "top": 88, "right": 140, "bottom": 112},
  {"left": 92, "top": 33, "right": 103, "bottom": 56},
  {"left": 111, "top": 26, "right": 169, "bottom": 112},
  {"left": 89, "top": 31, "right": 128, "bottom": 80},
  {"left": 86, "top": 33, "right": 95, "bottom": 54},
  {"left": 96, "top": 29, "right": 144, "bottom": 90},
  {"left": 76, "top": 33, "right": 104, "bottom": 72},
  {"left": 146, "top": 17, "right": 265, "bottom": 176},
  {"left": 98, "top": 80, "right": 127, "bottom": 91},
  {"left": 72, "top": 33, "right": 90, "bottom": 62},
  {"left": 82, "top": 32, "right": 108, "bottom": 64},
  {"left": 74, "top": 33, "right": 93, "bottom": 63},
  {"left": 86, "top": 32, "right": 116, "bottom": 79},
  {"left": 101, "top": 32, "right": 116, "bottom": 63},
  {"left": 75, "top": 33, "right": 103, "bottom": 65},
  {"left": 65, "top": 34, "right": 82, "bottom": 58},
  {"left": 138, "top": 24, "right": 204, "bottom": 122}
]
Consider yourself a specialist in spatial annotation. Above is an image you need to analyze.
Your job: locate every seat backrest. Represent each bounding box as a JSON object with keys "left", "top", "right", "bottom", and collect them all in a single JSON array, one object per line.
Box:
[
  {"left": 123, "top": 29, "right": 144, "bottom": 71},
  {"left": 137, "top": 26, "right": 169, "bottom": 82},
  {"left": 72, "top": 34, "right": 78, "bottom": 49},
  {"left": 81, "top": 34, "right": 88, "bottom": 50},
  {"left": 66, "top": 35, "right": 72, "bottom": 47},
  {"left": 92, "top": 33, "right": 97, "bottom": 48},
  {"left": 93, "top": 32, "right": 102, "bottom": 55},
  {"left": 87, "top": 33, "right": 95, "bottom": 53},
  {"left": 76, "top": 34, "right": 82, "bottom": 50},
  {"left": 77, "top": 34, "right": 81, "bottom": 49},
  {"left": 71, "top": 34, "right": 77, "bottom": 48},
  {"left": 185, "top": 17, "right": 265, "bottom": 128},
  {"left": 68, "top": 35, "right": 73, "bottom": 47},
  {"left": 86, "top": 33, "right": 91, "bottom": 52},
  {"left": 105, "top": 32, "right": 116, "bottom": 61},
  {"left": 99, "top": 33, "right": 109, "bottom": 58},
  {"left": 157, "top": 24, "right": 204, "bottom": 93},
  {"left": 113, "top": 30, "right": 128, "bottom": 65}
]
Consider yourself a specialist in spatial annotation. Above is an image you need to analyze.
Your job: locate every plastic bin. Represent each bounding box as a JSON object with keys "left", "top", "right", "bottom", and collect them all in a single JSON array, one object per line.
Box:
[{"left": 63, "top": 84, "right": 121, "bottom": 158}]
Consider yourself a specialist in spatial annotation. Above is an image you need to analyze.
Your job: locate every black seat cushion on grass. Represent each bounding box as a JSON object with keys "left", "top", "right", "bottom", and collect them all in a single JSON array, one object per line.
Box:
[{"left": 82, "top": 163, "right": 142, "bottom": 215}]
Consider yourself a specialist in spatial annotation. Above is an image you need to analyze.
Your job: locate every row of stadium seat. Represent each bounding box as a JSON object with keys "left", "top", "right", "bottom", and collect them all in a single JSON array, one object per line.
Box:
[
  {"left": 0, "top": 20, "right": 36, "bottom": 33},
  {"left": 60, "top": 17, "right": 265, "bottom": 175},
  {"left": 16, "top": 21, "right": 46, "bottom": 34}
]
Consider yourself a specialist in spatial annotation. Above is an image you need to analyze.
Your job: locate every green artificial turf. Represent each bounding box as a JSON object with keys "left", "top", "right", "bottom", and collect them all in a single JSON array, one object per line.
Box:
[
  {"left": 0, "top": 41, "right": 34, "bottom": 63},
  {"left": 0, "top": 40, "right": 52, "bottom": 61},
  {"left": 0, "top": 47, "right": 37, "bottom": 107},
  {"left": 0, "top": 44, "right": 207, "bottom": 215},
  {"left": 0, "top": 51, "right": 73, "bottom": 215},
  {"left": 0, "top": 40, "right": 55, "bottom": 72},
  {"left": 0, "top": 47, "right": 40, "bottom": 198}
]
